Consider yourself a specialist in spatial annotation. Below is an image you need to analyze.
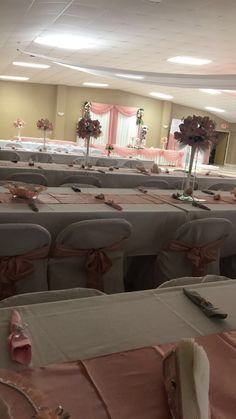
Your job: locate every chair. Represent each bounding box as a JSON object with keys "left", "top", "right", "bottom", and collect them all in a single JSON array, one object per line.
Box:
[
  {"left": 0, "top": 224, "right": 51, "bottom": 300},
  {"left": 30, "top": 153, "right": 53, "bottom": 163},
  {"left": 72, "top": 157, "right": 84, "bottom": 165},
  {"left": 48, "top": 219, "right": 132, "bottom": 294},
  {"left": 5, "top": 143, "right": 23, "bottom": 149},
  {"left": 138, "top": 179, "right": 170, "bottom": 189},
  {"left": 208, "top": 183, "right": 235, "bottom": 191},
  {"left": 0, "top": 287, "right": 104, "bottom": 307},
  {"left": 123, "top": 160, "right": 144, "bottom": 169},
  {"left": 173, "top": 180, "right": 198, "bottom": 190},
  {"left": 60, "top": 175, "right": 101, "bottom": 188},
  {"left": 96, "top": 158, "right": 118, "bottom": 167},
  {"left": 158, "top": 274, "right": 231, "bottom": 288},
  {"left": 0, "top": 150, "right": 20, "bottom": 162},
  {"left": 5, "top": 172, "right": 48, "bottom": 186},
  {"left": 154, "top": 218, "right": 232, "bottom": 286}
]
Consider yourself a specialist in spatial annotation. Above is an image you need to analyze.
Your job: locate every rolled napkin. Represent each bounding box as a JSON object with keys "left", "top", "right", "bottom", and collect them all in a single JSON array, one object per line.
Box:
[
  {"left": 163, "top": 339, "right": 210, "bottom": 419},
  {"left": 7, "top": 309, "right": 32, "bottom": 365},
  {"left": 104, "top": 200, "right": 123, "bottom": 211}
]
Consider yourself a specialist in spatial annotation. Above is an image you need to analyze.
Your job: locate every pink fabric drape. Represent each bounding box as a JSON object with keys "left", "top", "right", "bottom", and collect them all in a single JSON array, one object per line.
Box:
[
  {"left": 53, "top": 240, "right": 126, "bottom": 291},
  {"left": 0, "top": 246, "right": 50, "bottom": 300},
  {"left": 168, "top": 239, "right": 223, "bottom": 276}
]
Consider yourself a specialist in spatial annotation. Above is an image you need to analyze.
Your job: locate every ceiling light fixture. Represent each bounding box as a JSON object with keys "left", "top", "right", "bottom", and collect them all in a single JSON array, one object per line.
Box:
[
  {"left": 0, "top": 75, "right": 29, "bottom": 81},
  {"left": 205, "top": 106, "right": 225, "bottom": 113},
  {"left": 199, "top": 89, "right": 221, "bottom": 95},
  {"left": 167, "top": 56, "right": 212, "bottom": 65},
  {"left": 116, "top": 73, "right": 144, "bottom": 80},
  {"left": 149, "top": 92, "right": 173, "bottom": 100},
  {"left": 82, "top": 82, "right": 109, "bottom": 87},
  {"left": 13, "top": 61, "right": 50, "bottom": 69},
  {"left": 34, "top": 34, "right": 100, "bottom": 50}
]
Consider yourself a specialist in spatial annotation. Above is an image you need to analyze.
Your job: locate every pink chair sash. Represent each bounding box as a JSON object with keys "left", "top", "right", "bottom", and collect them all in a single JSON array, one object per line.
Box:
[
  {"left": 8, "top": 310, "right": 32, "bottom": 365},
  {"left": 0, "top": 246, "right": 50, "bottom": 300},
  {"left": 53, "top": 240, "right": 126, "bottom": 291},
  {"left": 168, "top": 239, "right": 223, "bottom": 276}
]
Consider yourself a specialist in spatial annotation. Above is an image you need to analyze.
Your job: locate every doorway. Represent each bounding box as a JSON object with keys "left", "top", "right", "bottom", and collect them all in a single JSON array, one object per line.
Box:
[{"left": 208, "top": 131, "right": 230, "bottom": 165}]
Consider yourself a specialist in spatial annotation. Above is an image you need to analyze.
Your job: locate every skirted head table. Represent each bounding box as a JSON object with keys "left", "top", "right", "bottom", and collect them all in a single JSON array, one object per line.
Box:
[{"left": 0, "top": 281, "right": 236, "bottom": 418}]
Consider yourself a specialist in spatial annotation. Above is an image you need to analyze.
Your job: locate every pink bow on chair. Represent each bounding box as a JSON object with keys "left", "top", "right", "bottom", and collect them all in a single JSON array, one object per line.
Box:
[
  {"left": 168, "top": 239, "right": 223, "bottom": 276},
  {"left": 7, "top": 309, "right": 32, "bottom": 365}
]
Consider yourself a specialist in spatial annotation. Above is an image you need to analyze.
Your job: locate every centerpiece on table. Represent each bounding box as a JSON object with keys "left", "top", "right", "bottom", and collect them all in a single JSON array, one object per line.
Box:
[
  {"left": 36, "top": 118, "right": 53, "bottom": 151},
  {"left": 105, "top": 143, "right": 114, "bottom": 157},
  {"left": 13, "top": 118, "right": 25, "bottom": 141},
  {"left": 174, "top": 115, "right": 217, "bottom": 199},
  {"left": 77, "top": 102, "right": 102, "bottom": 165}
]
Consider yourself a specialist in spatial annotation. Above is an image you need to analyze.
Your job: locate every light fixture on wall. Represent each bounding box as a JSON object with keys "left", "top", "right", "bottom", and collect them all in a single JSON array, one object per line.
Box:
[
  {"left": 13, "top": 61, "right": 50, "bottom": 69},
  {"left": 82, "top": 82, "right": 109, "bottom": 87},
  {"left": 149, "top": 92, "right": 173, "bottom": 100},
  {"left": 167, "top": 56, "right": 212, "bottom": 65},
  {"left": 205, "top": 106, "right": 226, "bottom": 113},
  {"left": 34, "top": 34, "right": 101, "bottom": 50},
  {"left": 0, "top": 75, "right": 29, "bottom": 81}
]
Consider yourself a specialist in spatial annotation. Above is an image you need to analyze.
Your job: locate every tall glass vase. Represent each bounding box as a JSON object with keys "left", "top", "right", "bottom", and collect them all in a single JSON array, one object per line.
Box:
[
  {"left": 17, "top": 127, "right": 22, "bottom": 141},
  {"left": 85, "top": 136, "right": 91, "bottom": 165},
  {"left": 184, "top": 145, "right": 196, "bottom": 191},
  {"left": 43, "top": 130, "right": 47, "bottom": 151}
]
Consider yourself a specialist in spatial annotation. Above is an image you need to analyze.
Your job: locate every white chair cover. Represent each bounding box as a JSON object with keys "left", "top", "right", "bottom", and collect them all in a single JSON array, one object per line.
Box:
[
  {"left": 0, "top": 287, "right": 104, "bottom": 307},
  {"left": 49, "top": 219, "right": 132, "bottom": 294},
  {"left": 30, "top": 153, "right": 53, "bottom": 163},
  {"left": 173, "top": 180, "right": 198, "bottom": 190},
  {"left": 138, "top": 179, "right": 170, "bottom": 189},
  {"left": 158, "top": 274, "right": 231, "bottom": 288},
  {"left": 0, "top": 224, "right": 51, "bottom": 296},
  {"left": 123, "top": 160, "right": 144, "bottom": 169},
  {"left": 208, "top": 183, "right": 235, "bottom": 191},
  {"left": 60, "top": 175, "right": 101, "bottom": 187},
  {"left": 96, "top": 158, "right": 118, "bottom": 167},
  {"left": 6, "top": 172, "right": 48, "bottom": 186},
  {"left": 0, "top": 150, "right": 20, "bottom": 162},
  {"left": 155, "top": 218, "right": 232, "bottom": 286}
]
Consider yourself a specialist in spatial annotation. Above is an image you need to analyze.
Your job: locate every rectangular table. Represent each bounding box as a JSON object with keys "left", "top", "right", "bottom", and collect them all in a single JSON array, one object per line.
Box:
[{"left": 0, "top": 280, "right": 235, "bottom": 370}]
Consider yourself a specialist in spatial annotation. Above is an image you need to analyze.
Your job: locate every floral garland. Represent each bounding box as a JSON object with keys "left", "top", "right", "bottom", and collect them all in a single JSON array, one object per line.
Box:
[
  {"left": 36, "top": 118, "right": 53, "bottom": 132},
  {"left": 13, "top": 118, "right": 25, "bottom": 128},
  {"left": 174, "top": 115, "right": 217, "bottom": 151},
  {"left": 136, "top": 108, "right": 144, "bottom": 125},
  {"left": 83, "top": 101, "right": 92, "bottom": 118},
  {"left": 77, "top": 117, "right": 102, "bottom": 139},
  {"left": 141, "top": 125, "right": 148, "bottom": 140}
]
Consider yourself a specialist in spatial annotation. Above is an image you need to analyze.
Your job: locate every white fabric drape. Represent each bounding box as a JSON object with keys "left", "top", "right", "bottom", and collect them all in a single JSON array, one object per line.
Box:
[
  {"left": 116, "top": 114, "right": 137, "bottom": 147},
  {"left": 90, "top": 111, "right": 110, "bottom": 145}
]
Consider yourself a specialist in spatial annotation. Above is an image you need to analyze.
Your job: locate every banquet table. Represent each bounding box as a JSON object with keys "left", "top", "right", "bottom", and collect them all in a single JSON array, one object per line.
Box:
[
  {"left": 0, "top": 280, "right": 235, "bottom": 370},
  {"left": 0, "top": 186, "right": 187, "bottom": 256},
  {"left": 0, "top": 160, "right": 236, "bottom": 188}
]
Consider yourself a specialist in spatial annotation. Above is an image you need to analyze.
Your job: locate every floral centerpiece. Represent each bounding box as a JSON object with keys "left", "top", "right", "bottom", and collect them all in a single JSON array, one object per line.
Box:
[
  {"left": 105, "top": 143, "right": 114, "bottom": 156},
  {"left": 36, "top": 118, "right": 53, "bottom": 151},
  {"left": 136, "top": 108, "right": 144, "bottom": 126},
  {"left": 77, "top": 116, "right": 102, "bottom": 165},
  {"left": 13, "top": 118, "right": 25, "bottom": 140},
  {"left": 174, "top": 115, "right": 217, "bottom": 192}
]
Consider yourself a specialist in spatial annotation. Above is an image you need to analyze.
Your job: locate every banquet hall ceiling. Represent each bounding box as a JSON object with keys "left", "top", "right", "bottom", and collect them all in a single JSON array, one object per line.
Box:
[{"left": 1, "top": 0, "right": 236, "bottom": 121}]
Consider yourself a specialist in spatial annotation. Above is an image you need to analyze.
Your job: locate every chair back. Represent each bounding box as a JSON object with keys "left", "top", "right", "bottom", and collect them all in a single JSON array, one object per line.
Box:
[
  {"left": 123, "top": 160, "right": 143, "bottom": 169},
  {"left": 96, "top": 158, "right": 118, "bottom": 167},
  {"left": 0, "top": 224, "right": 51, "bottom": 299},
  {"left": 155, "top": 218, "right": 232, "bottom": 286},
  {"left": 60, "top": 175, "right": 101, "bottom": 187},
  {"left": 30, "top": 153, "right": 53, "bottom": 163},
  {"left": 6, "top": 172, "right": 48, "bottom": 186},
  {"left": 173, "top": 180, "right": 198, "bottom": 190},
  {"left": 0, "top": 150, "right": 20, "bottom": 162},
  {"left": 49, "top": 219, "right": 132, "bottom": 294},
  {"left": 208, "top": 183, "right": 235, "bottom": 191},
  {"left": 139, "top": 179, "right": 170, "bottom": 189},
  {"left": 0, "top": 287, "right": 104, "bottom": 307},
  {"left": 158, "top": 274, "right": 231, "bottom": 288}
]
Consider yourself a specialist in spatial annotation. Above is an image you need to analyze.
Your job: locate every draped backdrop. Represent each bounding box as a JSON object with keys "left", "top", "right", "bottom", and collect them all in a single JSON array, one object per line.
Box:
[{"left": 90, "top": 102, "right": 138, "bottom": 146}]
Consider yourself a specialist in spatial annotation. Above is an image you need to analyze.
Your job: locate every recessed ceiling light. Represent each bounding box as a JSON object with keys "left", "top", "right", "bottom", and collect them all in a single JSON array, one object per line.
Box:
[
  {"left": 167, "top": 56, "right": 212, "bottom": 65},
  {"left": 82, "top": 82, "right": 109, "bottom": 87},
  {"left": 116, "top": 73, "right": 144, "bottom": 80},
  {"left": 0, "top": 75, "right": 29, "bottom": 81},
  {"left": 205, "top": 106, "right": 225, "bottom": 113},
  {"left": 13, "top": 61, "right": 50, "bottom": 69},
  {"left": 199, "top": 89, "right": 221, "bottom": 95},
  {"left": 149, "top": 92, "right": 173, "bottom": 100},
  {"left": 34, "top": 34, "right": 100, "bottom": 50}
]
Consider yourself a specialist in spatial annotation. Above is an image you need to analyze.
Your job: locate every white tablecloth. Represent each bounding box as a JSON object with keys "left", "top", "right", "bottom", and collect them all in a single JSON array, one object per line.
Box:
[{"left": 0, "top": 280, "right": 235, "bottom": 369}]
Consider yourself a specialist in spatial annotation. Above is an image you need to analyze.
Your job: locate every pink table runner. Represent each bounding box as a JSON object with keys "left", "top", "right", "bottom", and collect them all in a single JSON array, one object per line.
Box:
[{"left": 1, "top": 330, "right": 236, "bottom": 418}]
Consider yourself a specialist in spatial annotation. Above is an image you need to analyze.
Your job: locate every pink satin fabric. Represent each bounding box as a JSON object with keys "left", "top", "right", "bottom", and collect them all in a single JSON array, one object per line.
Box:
[
  {"left": 4, "top": 330, "right": 236, "bottom": 419},
  {"left": 53, "top": 240, "right": 126, "bottom": 291},
  {"left": 168, "top": 239, "right": 223, "bottom": 276},
  {"left": 0, "top": 246, "right": 50, "bottom": 300},
  {"left": 7, "top": 310, "right": 32, "bottom": 365}
]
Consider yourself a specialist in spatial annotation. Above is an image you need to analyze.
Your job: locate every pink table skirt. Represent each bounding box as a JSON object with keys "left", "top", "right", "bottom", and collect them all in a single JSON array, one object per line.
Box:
[{"left": 1, "top": 330, "right": 236, "bottom": 418}]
